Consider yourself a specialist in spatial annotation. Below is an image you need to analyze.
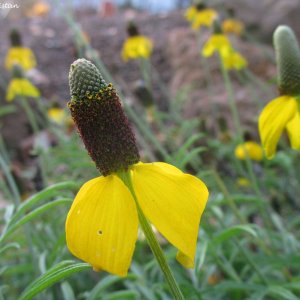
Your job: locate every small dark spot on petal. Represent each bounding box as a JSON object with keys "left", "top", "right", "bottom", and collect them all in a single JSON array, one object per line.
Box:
[{"left": 98, "top": 230, "right": 103, "bottom": 235}]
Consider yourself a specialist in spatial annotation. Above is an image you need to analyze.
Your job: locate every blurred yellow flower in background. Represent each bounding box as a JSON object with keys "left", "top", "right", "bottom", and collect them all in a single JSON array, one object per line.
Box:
[
  {"left": 185, "top": 6, "right": 218, "bottom": 30},
  {"left": 202, "top": 34, "right": 231, "bottom": 57},
  {"left": 6, "top": 78, "right": 40, "bottom": 102},
  {"left": 5, "top": 47, "right": 37, "bottom": 71},
  {"left": 121, "top": 35, "right": 153, "bottom": 61},
  {"left": 259, "top": 96, "right": 300, "bottom": 159},
  {"left": 47, "top": 107, "right": 67, "bottom": 125},
  {"left": 31, "top": 1, "right": 50, "bottom": 17},
  {"left": 222, "top": 19, "right": 244, "bottom": 36},
  {"left": 236, "top": 177, "right": 251, "bottom": 187},
  {"left": 222, "top": 50, "right": 248, "bottom": 70},
  {"left": 235, "top": 141, "right": 263, "bottom": 161}
]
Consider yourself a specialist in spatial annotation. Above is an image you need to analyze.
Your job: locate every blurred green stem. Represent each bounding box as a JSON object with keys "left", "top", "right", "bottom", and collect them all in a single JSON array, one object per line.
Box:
[
  {"left": 139, "top": 58, "right": 152, "bottom": 92},
  {"left": 0, "top": 153, "right": 21, "bottom": 205}
]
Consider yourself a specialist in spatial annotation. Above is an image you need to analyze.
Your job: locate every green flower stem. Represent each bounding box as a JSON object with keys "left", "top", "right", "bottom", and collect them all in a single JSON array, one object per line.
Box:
[
  {"left": 196, "top": 30, "right": 218, "bottom": 120},
  {"left": 118, "top": 171, "right": 186, "bottom": 300},
  {"left": 18, "top": 96, "right": 40, "bottom": 134},
  {"left": 0, "top": 152, "right": 21, "bottom": 205},
  {"left": 219, "top": 58, "right": 276, "bottom": 249},
  {"left": 139, "top": 58, "right": 152, "bottom": 92},
  {"left": 243, "top": 69, "right": 274, "bottom": 99},
  {"left": 235, "top": 71, "right": 262, "bottom": 110},
  {"left": 219, "top": 56, "right": 263, "bottom": 195}
]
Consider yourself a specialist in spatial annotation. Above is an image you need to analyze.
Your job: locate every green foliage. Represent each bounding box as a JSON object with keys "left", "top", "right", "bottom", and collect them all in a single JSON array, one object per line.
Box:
[{"left": 0, "top": 4, "right": 300, "bottom": 300}]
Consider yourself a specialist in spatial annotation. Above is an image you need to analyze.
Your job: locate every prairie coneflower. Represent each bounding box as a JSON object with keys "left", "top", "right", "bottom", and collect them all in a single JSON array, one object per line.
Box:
[
  {"left": 6, "top": 65, "right": 40, "bottom": 102},
  {"left": 121, "top": 22, "right": 153, "bottom": 61},
  {"left": 234, "top": 141, "right": 263, "bottom": 161},
  {"left": 185, "top": 3, "right": 218, "bottom": 30},
  {"left": 259, "top": 25, "right": 300, "bottom": 159},
  {"left": 5, "top": 29, "right": 37, "bottom": 71},
  {"left": 222, "top": 19, "right": 244, "bottom": 36},
  {"left": 66, "top": 59, "right": 209, "bottom": 277}
]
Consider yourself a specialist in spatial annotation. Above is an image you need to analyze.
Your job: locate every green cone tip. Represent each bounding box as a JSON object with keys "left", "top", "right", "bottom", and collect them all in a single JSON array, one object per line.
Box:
[
  {"left": 69, "top": 58, "right": 107, "bottom": 102},
  {"left": 273, "top": 25, "right": 300, "bottom": 95}
]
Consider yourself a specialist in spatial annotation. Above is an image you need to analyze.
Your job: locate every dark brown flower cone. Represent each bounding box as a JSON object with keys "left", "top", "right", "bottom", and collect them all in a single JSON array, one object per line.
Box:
[{"left": 68, "top": 59, "right": 140, "bottom": 176}]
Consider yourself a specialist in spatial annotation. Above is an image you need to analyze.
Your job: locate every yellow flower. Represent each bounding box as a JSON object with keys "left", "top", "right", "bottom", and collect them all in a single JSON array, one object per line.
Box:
[
  {"left": 66, "top": 59, "right": 209, "bottom": 276},
  {"left": 66, "top": 162, "right": 208, "bottom": 276},
  {"left": 222, "top": 50, "right": 248, "bottom": 70},
  {"left": 259, "top": 96, "right": 300, "bottom": 159},
  {"left": 185, "top": 6, "right": 197, "bottom": 21},
  {"left": 185, "top": 6, "right": 217, "bottom": 30},
  {"left": 236, "top": 177, "right": 250, "bottom": 187},
  {"left": 31, "top": 1, "right": 50, "bottom": 17},
  {"left": 47, "top": 107, "right": 67, "bottom": 125},
  {"left": 121, "top": 35, "right": 153, "bottom": 61},
  {"left": 6, "top": 78, "right": 40, "bottom": 102},
  {"left": 5, "top": 47, "right": 37, "bottom": 71},
  {"left": 222, "top": 19, "right": 244, "bottom": 36},
  {"left": 202, "top": 34, "right": 232, "bottom": 57},
  {"left": 234, "top": 141, "right": 263, "bottom": 161}
]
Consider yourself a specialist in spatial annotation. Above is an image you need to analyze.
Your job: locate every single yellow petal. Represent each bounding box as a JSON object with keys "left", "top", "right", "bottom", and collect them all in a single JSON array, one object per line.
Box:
[
  {"left": 222, "top": 50, "right": 247, "bottom": 70},
  {"left": 66, "top": 175, "right": 138, "bottom": 276},
  {"left": 259, "top": 96, "right": 297, "bottom": 159},
  {"left": 131, "top": 162, "right": 208, "bottom": 268},
  {"left": 286, "top": 110, "right": 300, "bottom": 149},
  {"left": 6, "top": 78, "right": 40, "bottom": 101}
]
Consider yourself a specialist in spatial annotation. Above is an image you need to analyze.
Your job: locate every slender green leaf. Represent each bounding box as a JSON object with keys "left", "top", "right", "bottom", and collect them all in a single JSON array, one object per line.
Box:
[{"left": 19, "top": 261, "right": 90, "bottom": 300}]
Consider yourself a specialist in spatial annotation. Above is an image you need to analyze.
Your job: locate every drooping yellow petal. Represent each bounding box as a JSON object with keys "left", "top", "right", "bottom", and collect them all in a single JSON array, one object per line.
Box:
[
  {"left": 66, "top": 175, "right": 138, "bottom": 276},
  {"left": 131, "top": 162, "right": 208, "bottom": 268},
  {"left": 286, "top": 110, "right": 300, "bottom": 149},
  {"left": 6, "top": 78, "right": 40, "bottom": 102},
  {"left": 222, "top": 50, "right": 248, "bottom": 70},
  {"left": 5, "top": 47, "right": 37, "bottom": 71},
  {"left": 202, "top": 34, "right": 232, "bottom": 58},
  {"left": 258, "top": 96, "right": 297, "bottom": 159},
  {"left": 121, "top": 35, "right": 153, "bottom": 61}
]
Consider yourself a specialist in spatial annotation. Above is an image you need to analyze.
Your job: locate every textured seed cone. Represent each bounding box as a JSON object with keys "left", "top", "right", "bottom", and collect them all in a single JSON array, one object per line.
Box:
[
  {"left": 68, "top": 59, "right": 140, "bottom": 176},
  {"left": 10, "top": 28, "right": 22, "bottom": 47},
  {"left": 274, "top": 25, "right": 300, "bottom": 96},
  {"left": 127, "top": 21, "right": 139, "bottom": 37}
]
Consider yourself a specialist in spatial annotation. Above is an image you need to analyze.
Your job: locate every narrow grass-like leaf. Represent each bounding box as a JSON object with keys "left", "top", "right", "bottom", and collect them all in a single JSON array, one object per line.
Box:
[
  {"left": 87, "top": 275, "right": 136, "bottom": 300},
  {"left": 0, "top": 198, "right": 72, "bottom": 243},
  {"left": 19, "top": 261, "right": 90, "bottom": 300},
  {"left": 211, "top": 225, "right": 257, "bottom": 245},
  {"left": 61, "top": 281, "right": 76, "bottom": 300},
  {"left": 266, "top": 286, "right": 299, "bottom": 300},
  {"left": 103, "top": 290, "right": 139, "bottom": 300},
  {"left": 0, "top": 242, "right": 20, "bottom": 255},
  {"left": 11, "top": 181, "right": 78, "bottom": 224}
]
